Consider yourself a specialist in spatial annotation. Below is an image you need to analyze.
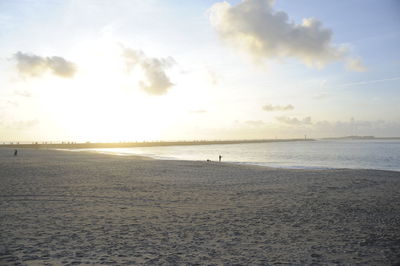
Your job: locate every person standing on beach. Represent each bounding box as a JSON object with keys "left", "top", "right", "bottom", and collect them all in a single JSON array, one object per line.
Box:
[
  {"left": 14, "top": 149, "right": 18, "bottom": 156},
  {"left": 219, "top": 155, "right": 222, "bottom": 162}
]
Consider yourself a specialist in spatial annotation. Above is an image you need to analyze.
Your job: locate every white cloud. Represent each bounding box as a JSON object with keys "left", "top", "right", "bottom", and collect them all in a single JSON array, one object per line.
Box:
[
  {"left": 273, "top": 116, "right": 400, "bottom": 137},
  {"left": 206, "top": 67, "right": 219, "bottom": 86},
  {"left": 276, "top": 116, "right": 312, "bottom": 126},
  {"left": 14, "top": 90, "right": 32, "bottom": 97},
  {"left": 123, "top": 48, "right": 175, "bottom": 95},
  {"left": 209, "top": 0, "right": 366, "bottom": 70},
  {"left": 313, "top": 119, "right": 400, "bottom": 137},
  {"left": 312, "top": 93, "right": 330, "bottom": 100},
  {"left": 0, "top": 119, "right": 39, "bottom": 130},
  {"left": 339, "top": 76, "right": 400, "bottom": 88},
  {"left": 262, "top": 104, "right": 294, "bottom": 111},
  {"left": 190, "top": 109, "right": 207, "bottom": 114},
  {"left": 245, "top": 120, "right": 266, "bottom": 127},
  {"left": 345, "top": 58, "right": 367, "bottom": 72},
  {"left": 239, "top": 117, "right": 400, "bottom": 138},
  {"left": 14, "top": 52, "right": 76, "bottom": 78},
  {"left": 0, "top": 99, "right": 18, "bottom": 109},
  {"left": 14, "top": 120, "right": 39, "bottom": 129}
]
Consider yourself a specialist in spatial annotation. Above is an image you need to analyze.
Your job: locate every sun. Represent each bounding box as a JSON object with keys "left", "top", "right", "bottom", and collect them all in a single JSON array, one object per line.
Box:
[{"left": 31, "top": 41, "right": 166, "bottom": 142}]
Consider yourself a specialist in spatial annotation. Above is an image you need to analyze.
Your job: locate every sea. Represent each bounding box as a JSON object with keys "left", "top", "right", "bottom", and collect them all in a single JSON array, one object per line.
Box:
[{"left": 88, "top": 139, "right": 400, "bottom": 172}]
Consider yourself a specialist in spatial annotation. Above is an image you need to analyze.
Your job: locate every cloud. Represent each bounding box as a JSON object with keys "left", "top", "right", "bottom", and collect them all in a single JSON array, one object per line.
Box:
[
  {"left": 14, "top": 90, "right": 32, "bottom": 97},
  {"left": 245, "top": 120, "right": 266, "bottom": 127},
  {"left": 273, "top": 116, "right": 400, "bottom": 137},
  {"left": 1, "top": 119, "right": 39, "bottom": 130},
  {"left": 46, "top": 56, "right": 77, "bottom": 77},
  {"left": 190, "top": 109, "right": 207, "bottom": 114},
  {"left": 177, "top": 118, "right": 400, "bottom": 140},
  {"left": 345, "top": 58, "right": 367, "bottom": 72},
  {"left": 7, "top": 100, "right": 19, "bottom": 107},
  {"left": 262, "top": 104, "right": 294, "bottom": 111},
  {"left": 14, "top": 52, "right": 76, "bottom": 78},
  {"left": 123, "top": 48, "right": 175, "bottom": 95},
  {"left": 0, "top": 99, "right": 18, "bottom": 108},
  {"left": 312, "top": 93, "right": 330, "bottom": 100},
  {"left": 313, "top": 119, "right": 400, "bottom": 137},
  {"left": 276, "top": 116, "right": 312, "bottom": 126},
  {"left": 209, "top": 0, "right": 365, "bottom": 70},
  {"left": 339, "top": 76, "right": 400, "bottom": 88},
  {"left": 206, "top": 67, "right": 220, "bottom": 86},
  {"left": 14, "top": 120, "right": 39, "bottom": 129}
]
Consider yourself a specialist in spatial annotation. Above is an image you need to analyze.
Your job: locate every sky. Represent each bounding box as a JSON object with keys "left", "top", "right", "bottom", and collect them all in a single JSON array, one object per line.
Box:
[{"left": 0, "top": 0, "right": 399, "bottom": 142}]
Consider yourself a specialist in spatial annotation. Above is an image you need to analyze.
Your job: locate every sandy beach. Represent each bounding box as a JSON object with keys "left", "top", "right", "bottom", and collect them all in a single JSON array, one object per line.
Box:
[{"left": 1, "top": 148, "right": 399, "bottom": 265}]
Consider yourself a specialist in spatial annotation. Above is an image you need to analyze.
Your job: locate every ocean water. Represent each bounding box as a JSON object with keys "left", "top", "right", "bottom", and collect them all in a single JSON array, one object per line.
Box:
[{"left": 88, "top": 140, "right": 400, "bottom": 172}]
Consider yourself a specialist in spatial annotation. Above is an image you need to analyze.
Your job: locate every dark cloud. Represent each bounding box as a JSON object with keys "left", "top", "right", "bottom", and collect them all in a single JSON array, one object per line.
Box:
[
  {"left": 14, "top": 52, "right": 76, "bottom": 78},
  {"left": 262, "top": 104, "right": 294, "bottom": 112},
  {"left": 46, "top": 56, "right": 76, "bottom": 77},
  {"left": 123, "top": 48, "right": 175, "bottom": 95}
]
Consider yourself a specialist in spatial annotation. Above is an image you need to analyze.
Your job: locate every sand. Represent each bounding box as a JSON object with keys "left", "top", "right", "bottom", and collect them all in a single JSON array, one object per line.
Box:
[{"left": 1, "top": 148, "right": 399, "bottom": 265}]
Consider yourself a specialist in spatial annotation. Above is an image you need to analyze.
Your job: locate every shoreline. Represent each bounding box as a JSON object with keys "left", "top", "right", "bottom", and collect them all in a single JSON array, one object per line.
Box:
[
  {"left": 62, "top": 147, "right": 400, "bottom": 173},
  {"left": 2, "top": 146, "right": 400, "bottom": 173}
]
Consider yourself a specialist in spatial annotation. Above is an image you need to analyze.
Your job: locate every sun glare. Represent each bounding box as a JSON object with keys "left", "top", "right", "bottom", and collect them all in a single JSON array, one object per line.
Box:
[{"left": 31, "top": 40, "right": 178, "bottom": 142}]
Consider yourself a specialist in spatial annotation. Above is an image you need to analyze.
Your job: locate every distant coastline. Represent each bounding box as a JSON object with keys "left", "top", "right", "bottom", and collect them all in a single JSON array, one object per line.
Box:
[
  {"left": 321, "top": 136, "right": 400, "bottom": 140},
  {"left": 2, "top": 136, "right": 400, "bottom": 149},
  {"left": 0, "top": 138, "right": 314, "bottom": 149}
]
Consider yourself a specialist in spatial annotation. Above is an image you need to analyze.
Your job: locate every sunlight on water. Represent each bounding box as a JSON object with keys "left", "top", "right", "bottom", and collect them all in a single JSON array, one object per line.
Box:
[{"left": 88, "top": 140, "right": 400, "bottom": 172}]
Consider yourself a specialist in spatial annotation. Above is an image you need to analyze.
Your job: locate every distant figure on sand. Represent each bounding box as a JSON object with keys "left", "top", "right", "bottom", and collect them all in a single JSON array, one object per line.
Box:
[
  {"left": 219, "top": 155, "right": 222, "bottom": 162},
  {"left": 14, "top": 149, "right": 18, "bottom": 156}
]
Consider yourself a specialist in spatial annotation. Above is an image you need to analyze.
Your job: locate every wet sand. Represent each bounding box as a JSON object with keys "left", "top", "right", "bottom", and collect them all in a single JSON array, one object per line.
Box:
[{"left": 1, "top": 148, "right": 399, "bottom": 265}]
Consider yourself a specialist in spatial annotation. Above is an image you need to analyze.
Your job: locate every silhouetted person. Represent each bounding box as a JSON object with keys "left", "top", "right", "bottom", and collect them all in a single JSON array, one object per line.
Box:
[
  {"left": 219, "top": 155, "right": 222, "bottom": 162},
  {"left": 14, "top": 149, "right": 18, "bottom": 156}
]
